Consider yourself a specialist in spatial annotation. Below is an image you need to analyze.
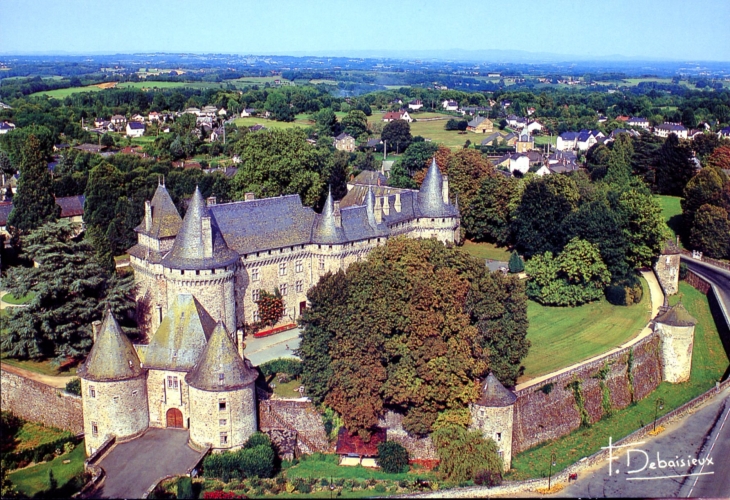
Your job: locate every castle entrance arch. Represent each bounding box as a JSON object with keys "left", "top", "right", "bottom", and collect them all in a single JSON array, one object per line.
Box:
[{"left": 166, "top": 408, "right": 184, "bottom": 428}]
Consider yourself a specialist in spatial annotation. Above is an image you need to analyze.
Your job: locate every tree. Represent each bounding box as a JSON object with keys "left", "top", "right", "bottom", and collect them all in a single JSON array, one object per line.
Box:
[
  {"left": 655, "top": 134, "right": 696, "bottom": 196},
  {"left": 100, "top": 133, "right": 115, "bottom": 148},
  {"left": 604, "top": 133, "right": 634, "bottom": 188},
  {"left": 264, "top": 92, "right": 294, "bottom": 122},
  {"left": 681, "top": 167, "right": 727, "bottom": 229},
  {"left": 376, "top": 441, "right": 409, "bottom": 473},
  {"left": 381, "top": 120, "right": 412, "bottom": 154},
  {"left": 617, "top": 190, "right": 670, "bottom": 268},
  {"left": 508, "top": 251, "right": 524, "bottom": 273},
  {"left": 313, "top": 107, "right": 339, "bottom": 138},
  {"left": 706, "top": 146, "right": 730, "bottom": 172},
  {"left": 526, "top": 238, "right": 611, "bottom": 307},
  {"left": 6, "top": 135, "right": 60, "bottom": 235},
  {"left": 446, "top": 149, "right": 493, "bottom": 221},
  {"left": 399, "top": 141, "right": 439, "bottom": 175},
  {"left": 388, "top": 161, "right": 417, "bottom": 189},
  {"left": 0, "top": 150, "right": 14, "bottom": 177},
  {"left": 432, "top": 425, "right": 502, "bottom": 483},
  {"left": 0, "top": 220, "right": 135, "bottom": 361},
  {"left": 299, "top": 237, "right": 528, "bottom": 438},
  {"left": 340, "top": 110, "right": 368, "bottom": 138},
  {"left": 464, "top": 174, "right": 518, "bottom": 246},
  {"left": 254, "top": 289, "right": 284, "bottom": 329},
  {"left": 689, "top": 204, "right": 730, "bottom": 258}
]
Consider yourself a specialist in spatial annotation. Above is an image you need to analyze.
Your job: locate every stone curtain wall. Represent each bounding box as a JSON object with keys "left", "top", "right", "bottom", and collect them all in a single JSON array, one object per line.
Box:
[
  {"left": 1, "top": 367, "right": 84, "bottom": 434},
  {"left": 685, "top": 270, "right": 711, "bottom": 294},
  {"left": 258, "top": 398, "right": 330, "bottom": 454},
  {"left": 511, "top": 332, "right": 662, "bottom": 454}
]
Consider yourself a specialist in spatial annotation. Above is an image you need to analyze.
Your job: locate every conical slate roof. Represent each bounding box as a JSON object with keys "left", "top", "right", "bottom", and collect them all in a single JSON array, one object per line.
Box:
[
  {"left": 78, "top": 310, "right": 143, "bottom": 382},
  {"left": 185, "top": 321, "right": 258, "bottom": 391},
  {"left": 142, "top": 294, "right": 217, "bottom": 371},
  {"left": 162, "top": 187, "right": 239, "bottom": 270},
  {"left": 312, "top": 188, "right": 346, "bottom": 244},
  {"left": 417, "top": 158, "right": 450, "bottom": 217},
  {"left": 135, "top": 183, "right": 182, "bottom": 239},
  {"left": 475, "top": 372, "right": 516, "bottom": 407},
  {"left": 365, "top": 186, "right": 378, "bottom": 227},
  {"left": 655, "top": 302, "right": 697, "bottom": 327}
]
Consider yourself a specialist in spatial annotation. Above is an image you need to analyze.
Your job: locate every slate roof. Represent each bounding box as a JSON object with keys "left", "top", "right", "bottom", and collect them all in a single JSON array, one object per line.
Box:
[
  {"left": 127, "top": 121, "right": 145, "bottom": 130},
  {"left": 559, "top": 132, "right": 580, "bottom": 141},
  {"left": 56, "top": 195, "right": 85, "bottom": 218},
  {"left": 0, "top": 202, "right": 12, "bottom": 226},
  {"left": 142, "top": 293, "right": 217, "bottom": 371},
  {"left": 366, "top": 138, "right": 382, "bottom": 148},
  {"left": 627, "top": 117, "right": 648, "bottom": 124},
  {"left": 162, "top": 187, "right": 239, "bottom": 270},
  {"left": 656, "top": 123, "right": 687, "bottom": 131},
  {"left": 417, "top": 159, "right": 458, "bottom": 218},
  {"left": 467, "top": 116, "right": 489, "bottom": 128},
  {"left": 336, "top": 427, "right": 386, "bottom": 457},
  {"left": 351, "top": 171, "right": 388, "bottom": 186},
  {"left": 185, "top": 321, "right": 258, "bottom": 391},
  {"left": 312, "top": 189, "right": 347, "bottom": 244},
  {"left": 655, "top": 302, "right": 696, "bottom": 327},
  {"left": 135, "top": 184, "right": 182, "bottom": 239},
  {"left": 481, "top": 132, "right": 501, "bottom": 145},
  {"left": 335, "top": 133, "right": 353, "bottom": 141},
  {"left": 475, "top": 372, "right": 516, "bottom": 407},
  {"left": 78, "top": 310, "right": 143, "bottom": 382}
]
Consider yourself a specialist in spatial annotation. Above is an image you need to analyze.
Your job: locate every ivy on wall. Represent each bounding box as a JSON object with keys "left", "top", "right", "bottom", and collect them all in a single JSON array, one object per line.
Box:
[{"left": 566, "top": 379, "right": 591, "bottom": 428}]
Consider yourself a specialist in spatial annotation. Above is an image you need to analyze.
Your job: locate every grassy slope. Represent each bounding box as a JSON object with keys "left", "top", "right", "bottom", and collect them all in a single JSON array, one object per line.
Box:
[
  {"left": 521, "top": 280, "right": 650, "bottom": 379},
  {"left": 509, "top": 281, "right": 729, "bottom": 480},
  {"left": 460, "top": 240, "right": 512, "bottom": 261},
  {"left": 656, "top": 194, "right": 683, "bottom": 243},
  {"left": 12, "top": 422, "right": 73, "bottom": 451},
  {"left": 8, "top": 443, "right": 85, "bottom": 497},
  {"left": 285, "top": 454, "right": 435, "bottom": 482}
]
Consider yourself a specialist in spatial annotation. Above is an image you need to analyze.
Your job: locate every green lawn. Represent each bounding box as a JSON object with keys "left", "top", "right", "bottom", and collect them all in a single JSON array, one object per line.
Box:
[
  {"left": 534, "top": 135, "right": 556, "bottom": 146},
  {"left": 1, "top": 292, "right": 35, "bottom": 305},
  {"left": 521, "top": 279, "right": 651, "bottom": 380},
  {"left": 460, "top": 240, "right": 512, "bottom": 261},
  {"left": 270, "top": 378, "right": 304, "bottom": 399},
  {"left": 0, "top": 357, "right": 77, "bottom": 377},
  {"left": 656, "top": 195, "right": 683, "bottom": 242},
  {"left": 12, "top": 422, "right": 73, "bottom": 451},
  {"left": 233, "top": 116, "right": 312, "bottom": 130},
  {"left": 8, "top": 442, "right": 86, "bottom": 497},
  {"left": 285, "top": 453, "right": 435, "bottom": 483},
  {"left": 508, "top": 281, "right": 729, "bottom": 480}
]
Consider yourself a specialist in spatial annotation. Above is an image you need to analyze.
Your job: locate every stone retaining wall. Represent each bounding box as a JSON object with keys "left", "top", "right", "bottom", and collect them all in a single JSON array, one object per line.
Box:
[{"left": 0, "top": 367, "right": 84, "bottom": 434}]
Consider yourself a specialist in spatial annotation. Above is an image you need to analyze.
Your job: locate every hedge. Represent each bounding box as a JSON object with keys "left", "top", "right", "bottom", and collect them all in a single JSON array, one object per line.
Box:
[{"left": 258, "top": 358, "right": 302, "bottom": 378}]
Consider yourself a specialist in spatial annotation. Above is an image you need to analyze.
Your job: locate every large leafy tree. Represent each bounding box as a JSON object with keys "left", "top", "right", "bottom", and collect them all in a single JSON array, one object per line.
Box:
[
  {"left": 446, "top": 149, "right": 493, "bottom": 221},
  {"left": 313, "top": 107, "right": 339, "bottom": 138},
  {"left": 0, "top": 220, "right": 135, "bottom": 361},
  {"left": 6, "top": 135, "right": 60, "bottom": 235},
  {"left": 398, "top": 141, "right": 439, "bottom": 176},
  {"left": 706, "top": 145, "right": 730, "bottom": 172},
  {"left": 464, "top": 174, "right": 518, "bottom": 246},
  {"left": 299, "top": 237, "right": 528, "bottom": 439},
  {"left": 655, "top": 134, "right": 696, "bottom": 196},
  {"left": 617, "top": 189, "right": 670, "bottom": 268},
  {"left": 681, "top": 167, "right": 727, "bottom": 229},
  {"left": 340, "top": 110, "right": 368, "bottom": 138},
  {"left": 689, "top": 204, "right": 730, "bottom": 259},
  {"left": 381, "top": 120, "right": 412, "bottom": 154},
  {"left": 432, "top": 425, "right": 503, "bottom": 483}
]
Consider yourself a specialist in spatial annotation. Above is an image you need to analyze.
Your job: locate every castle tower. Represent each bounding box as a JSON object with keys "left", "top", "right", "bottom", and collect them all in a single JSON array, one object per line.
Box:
[
  {"left": 469, "top": 373, "right": 516, "bottom": 472},
  {"left": 655, "top": 302, "right": 697, "bottom": 383},
  {"left": 128, "top": 182, "right": 183, "bottom": 339},
  {"left": 186, "top": 321, "right": 258, "bottom": 451},
  {"left": 78, "top": 310, "right": 149, "bottom": 456},
  {"left": 141, "top": 293, "right": 216, "bottom": 429},
  {"left": 161, "top": 187, "right": 239, "bottom": 333},
  {"left": 415, "top": 158, "right": 461, "bottom": 244},
  {"left": 653, "top": 239, "right": 681, "bottom": 296}
]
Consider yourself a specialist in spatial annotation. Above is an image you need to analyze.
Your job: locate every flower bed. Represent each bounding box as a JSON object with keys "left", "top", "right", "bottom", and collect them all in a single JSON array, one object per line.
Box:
[{"left": 253, "top": 323, "right": 297, "bottom": 338}]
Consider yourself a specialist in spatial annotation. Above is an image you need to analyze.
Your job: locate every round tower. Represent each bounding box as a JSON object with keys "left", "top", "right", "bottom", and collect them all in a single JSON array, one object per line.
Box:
[
  {"left": 186, "top": 321, "right": 258, "bottom": 451},
  {"left": 161, "top": 187, "right": 239, "bottom": 333},
  {"left": 77, "top": 311, "right": 149, "bottom": 456},
  {"left": 469, "top": 373, "right": 516, "bottom": 472},
  {"left": 655, "top": 302, "right": 697, "bottom": 383}
]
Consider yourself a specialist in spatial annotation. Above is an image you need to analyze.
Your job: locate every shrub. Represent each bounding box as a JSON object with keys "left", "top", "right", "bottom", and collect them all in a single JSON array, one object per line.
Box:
[
  {"left": 42, "top": 453, "right": 54, "bottom": 462},
  {"left": 63, "top": 441, "right": 75, "bottom": 454},
  {"left": 203, "top": 491, "right": 245, "bottom": 499},
  {"left": 508, "top": 251, "right": 524, "bottom": 273},
  {"left": 679, "top": 262, "right": 688, "bottom": 279},
  {"left": 243, "top": 432, "right": 271, "bottom": 450},
  {"left": 376, "top": 441, "right": 410, "bottom": 473},
  {"left": 259, "top": 358, "right": 302, "bottom": 378},
  {"left": 374, "top": 483, "right": 387, "bottom": 493},
  {"left": 65, "top": 378, "right": 81, "bottom": 396},
  {"left": 297, "top": 483, "right": 312, "bottom": 494},
  {"left": 432, "top": 425, "right": 502, "bottom": 483},
  {"left": 474, "top": 469, "right": 502, "bottom": 486},
  {"left": 177, "top": 476, "right": 194, "bottom": 499}
]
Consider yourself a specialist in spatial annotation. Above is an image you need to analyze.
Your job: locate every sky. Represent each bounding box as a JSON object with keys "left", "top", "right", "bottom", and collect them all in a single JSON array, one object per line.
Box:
[{"left": 1, "top": 0, "right": 729, "bottom": 61}]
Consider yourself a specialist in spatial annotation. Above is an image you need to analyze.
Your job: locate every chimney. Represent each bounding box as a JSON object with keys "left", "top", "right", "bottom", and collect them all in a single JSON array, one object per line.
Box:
[
  {"left": 201, "top": 216, "right": 213, "bottom": 258},
  {"left": 206, "top": 196, "right": 217, "bottom": 206},
  {"left": 394, "top": 192, "right": 402, "bottom": 213},
  {"left": 374, "top": 196, "right": 383, "bottom": 224},
  {"left": 333, "top": 201, "right": 342, "bottom": 228},
  {"left": 442, "top": 175, "right": 449, "bottom": 204},
  {"left": 382, "top": 195, "right": 390, "bottom": 216},
  {"left": 91, "top": 320, "right": 102, "bottom": 343},
  {"left": 144, "top": 200, "right": 153, "bottom": 232},
  {"left": 245, "top": 192, "right": 255, "bottom": 201}
]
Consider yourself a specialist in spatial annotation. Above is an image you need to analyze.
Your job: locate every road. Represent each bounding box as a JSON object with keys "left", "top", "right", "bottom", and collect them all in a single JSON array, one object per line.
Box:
[
  {"left": 243, "top": 327, "right": 301, "bottom": 366},
  {"left": 682, "top": 257, "right": 730, "bottom": 325}
]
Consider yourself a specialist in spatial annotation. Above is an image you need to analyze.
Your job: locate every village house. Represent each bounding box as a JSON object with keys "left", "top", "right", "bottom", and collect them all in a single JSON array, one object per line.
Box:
[
  {"left": 240, "top": 108, "right": 256, "bottom": 117},
  {"left": 626, "top": 117, "right": 650, "bottom": 129},
  {"left": 333, "top": 133, "right": 356, "bottom": 152},
  {"left": 408, "top": 100, "right": 423, "bottom": 110},
  {"left": 480, "top": 132, "right": 503, "bottom": 147},
  {"left": 506, "top": 115, "right": 527, "bottom": 129},
  {"left": 0, "top": 122, "right": 15, "bottom": 134},
  {"left": 466, "top": 116, "right": 494, "bottom": 134},
  {"left": 525, "top": 120, "right": 544, "bottom": 134},
  {"left": 111, "top": 115, "right": 127, "bottom": 129},
  {"left": 515, "top": 129, "right": 534, "bottom": 153},
  {"left": 382, "top": 110, "right": 413, "bottom": 123},
  {"left": 126, "top": 121, "right": 146, "bottom": 138},
  {"left": 495, "top": 153, "right": 530, "bottom": 175},
  {"left": 0, "top": 195, "right": 86, "bottom": 238},
  {"left": 718, "top": 127, "right": 730, "bottom": 139},
  {"left": 654, "top": 122, "right": 688, "bottom": 139},
  {"left": 148, "top": 111, "right": 162, "bottom": 122},
  {"left": 442, "top": 100, "right": 459, "bottom": 111}
]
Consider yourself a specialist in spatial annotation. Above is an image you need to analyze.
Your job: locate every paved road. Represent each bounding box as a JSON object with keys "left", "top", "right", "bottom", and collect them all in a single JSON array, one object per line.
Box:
[
  {"left": 243, "top": 327, "right": 301, "bottom": 366},
  {"left": 682, "top": 257, "right": 730, "bottom": 325},
  {"left": 95, "top": 428, "right": 201, "bottom": 499}
]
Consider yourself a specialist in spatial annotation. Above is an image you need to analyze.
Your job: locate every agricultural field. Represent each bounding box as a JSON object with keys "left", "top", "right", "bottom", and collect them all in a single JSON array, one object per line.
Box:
[
  {"left": 520, "top": 278, "right": 651, "bottom": 381},
  {"left": 230, "top": 76, "right": 292, "bottom": 86},
  {"left": 31, "top": 85, "right": 106, "bottom": 98},
  {"left": 117, "top": 81, "right": 228, "bottom": 91}
]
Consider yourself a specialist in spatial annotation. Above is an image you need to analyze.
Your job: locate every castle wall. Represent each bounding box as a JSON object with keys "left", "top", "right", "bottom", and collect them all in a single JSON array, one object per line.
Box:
[
  {"left": 0, "top": 367, "right": 83, "bottom": 435},
  {"left": 511, "top": 332, "right": 662, "bottom": 454},
  {"left": 188, "top": 384, "right": 257, "bottom": 451},
  {"left": 80, "top": 375, "right": 149, "bottom": 455},
  {"left": 470, "top": 404, "right": 514, "bottom": 471},
  {"left": 146, "top": 369, "right": 191, "bottom": 429},
  {"left": 654, "top": 253, "right": 680, "bottom": 296},
  {"left": 163, "top": 266, "right": 236, "bottom": 332},
  {"left": 130, "top": 257, "right": 168, "bottom": 340},
  {"left": 657, "top": 323, "right": 694, "bottom": 383}
]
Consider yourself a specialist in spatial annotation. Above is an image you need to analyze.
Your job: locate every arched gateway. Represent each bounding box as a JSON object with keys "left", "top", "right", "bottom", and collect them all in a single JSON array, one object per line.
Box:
[{"left": 166, "top": 408, "right": 184, "bottom": 428}]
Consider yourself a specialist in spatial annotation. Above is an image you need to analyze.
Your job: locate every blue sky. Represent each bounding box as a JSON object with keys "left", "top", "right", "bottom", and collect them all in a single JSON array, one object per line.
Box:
[{"left": 1, "top": 0, "right": 728, "bottom": 61}]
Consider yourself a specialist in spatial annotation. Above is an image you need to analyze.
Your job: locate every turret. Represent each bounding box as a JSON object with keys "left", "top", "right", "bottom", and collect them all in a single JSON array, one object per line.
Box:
[
  {"left": 186, "top": 321, "right": 258, "bottom": 450},
  {"left": 78, "top": 310, "right": 149, "bottom": 456},
  {"left": 469, "top": 373, "right": 516, "bottom": 471},
  {"left": 312, "top": 187, "right": 345, "bottom": 244},
  {"left": 655, "top": 302, "right": 697, "bottom": 383},
  {"left": 417, "top": 158, "right": 450, "bottom": 217}
]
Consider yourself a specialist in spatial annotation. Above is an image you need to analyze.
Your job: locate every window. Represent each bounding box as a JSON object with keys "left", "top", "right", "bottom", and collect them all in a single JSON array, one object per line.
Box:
[
  {"left": 89, "top": 386, "right": 96, "bottom": 398},
  {"left": 280, "top": 283, "right": 288, "bottom": 296},
  {"left": 251, "top": 268, "right": 260, "bottom": 282},
  {"left": 92, "top": 422, "right": 98, "bottom": 436},
  {"left": 219, "top": 373, "right": 225, "bottom": 384},
  {"left": 478, "top": 408, "right": 485, "bottom": 418},
  {"left": 167, "top": 376, "right": 179, "bottom": 389},
  {"left": 279, "top": 262, "right": 287, "bottom": 276},
  {"left": 253, "top": 309, "right": 260, "bottom": 322},
  {"left": 219, "top": 419, "right": 227, "bottom": 426},
  {"left": 295, "top": 260, "right": 303, "bottom": 273},
  {"left": 295, "top": 280, "right": 303, "bottom": 293},
  {"left": 496, "top": 432, "right": 502, "bottom": 442},
  {"left": 132, "top": 390, "right": 138, "bottom": 396},
  {"left": 220, "top": 432, "right": 228, "bottom": 445},
  {"left": 252, "top": 289, "right": 260, "bottom": 302},
  {"left": 219, "top": 399, "right": 227, "bottom": 411},
  {"left": 318, "top": 256, "right": 325, "bottom": 270}
]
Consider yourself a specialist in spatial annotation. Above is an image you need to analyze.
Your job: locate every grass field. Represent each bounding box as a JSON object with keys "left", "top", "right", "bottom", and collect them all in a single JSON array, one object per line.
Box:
[
  {"left": 8, "top": 443, "right": 86, "bottom": 497},
  {"left": 461, "top": 240, "right": 512, "bottom": 261},
  {"left": 656, "top": 194, "right": 683, "bottom": 242},
  {"left": 32, "top": 85, "right": 105, "bottom": 98},
  {"left": 508, "top": 281, "right": 729, "bottom": 480},
  {"left": 520, "top": 279, "right": 651, "bottom": 380},
  {"left": 534, "top": 135, "right": 557, "bottom": 146},
  {"left": 117, "top": 81, "right": 227, "bottom": 91},
  {"left": 233, "top": 116, "right": 312, "bottom": 130},
  {"left": 12, "top": 422, "right": 73, "bottom": 451}
]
